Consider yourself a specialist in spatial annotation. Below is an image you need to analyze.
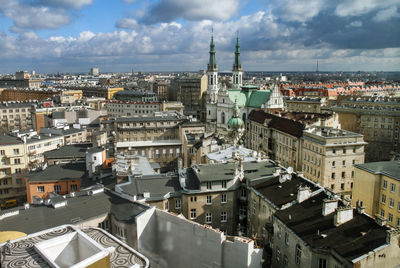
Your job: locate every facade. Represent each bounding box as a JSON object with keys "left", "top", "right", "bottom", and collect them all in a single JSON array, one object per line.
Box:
[
  {"left": 352, "top": 161, "right": 400, "bottom": 228},
  {"left": 174, "top": 72, "right": 208, "bottom": 119},
  {"left": 301, "top": 126, "right": 366, "bottom": 199},
  {"left": 0, "top": 135, "right": 27, "bottom": 205},
  {"left": 0, "top": 102, "right": 34, "bottom": 132},
  {"left": 90, "top": 67, "right": 99, "bottom": 76},
  {"left": 113, "top": 90, "right": 158, "bottom": 102},
  {"left": 25, "top": 163, "right": 86, "bottom": 203},
  {"left": 272, "top": 192, "right": 400, "bottom": 268},
  {"left": 284, "top": 96, "right": 327, "bottom": 113},
  {"left": 331, "top": 96, "right": 400, "bottom": 161},
  {"left": 152, "top": 80, "right": 169, "bottom": 101},
  {"left": 0, "top": 78, "right": 42, "bottom": 88}
]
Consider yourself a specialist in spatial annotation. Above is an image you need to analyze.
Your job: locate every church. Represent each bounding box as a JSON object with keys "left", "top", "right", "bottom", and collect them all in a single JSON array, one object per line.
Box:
[{"left": 205, "top": 33, "right": 284, "bottom": 131}]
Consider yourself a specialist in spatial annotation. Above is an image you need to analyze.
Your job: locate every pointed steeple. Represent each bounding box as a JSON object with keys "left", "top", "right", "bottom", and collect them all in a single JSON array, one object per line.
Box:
[
  {"left": 233, "top": 31, "right": 242, "bottom": 71},
  {"left": 208, "top": 28, "right": 217, "bottom": 71}
]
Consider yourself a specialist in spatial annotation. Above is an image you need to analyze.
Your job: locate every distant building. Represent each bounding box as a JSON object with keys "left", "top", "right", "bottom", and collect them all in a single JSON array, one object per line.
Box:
[
  {"left": 284, "top": 96, "right": 327, "bottom": 113},
  {"left": 90, "top": 67, "right": 99, "bottom": 76},
  {"left": 113, "top": 90, "right": 158, "bottom": 102},
  {"left": 0, "top": 102, "right": 34, "bottom": 132}
]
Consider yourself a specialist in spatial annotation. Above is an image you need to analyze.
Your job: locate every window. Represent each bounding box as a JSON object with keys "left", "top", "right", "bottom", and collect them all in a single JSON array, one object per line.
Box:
[
  {"left": 381, "top": 194, "right": 386, "bottom": 204},
  {"left": 16, "top": 178, "right": 21, "bottom": 184},
  {"left": 295, "top": 244, "right": 302, "bottom": 265},
  {"left": 0, "top": 150, "right": 4, "bottom": 155},
  {"left": 175, "top": 199, "right": 181, "bottom": 209},
  {"left": 343, "top": 149, "right": 346, "bottom": 154},
  {"left": 70, "top": 184, "right": 77, "bottom": 191},
  {"left": 278, "top": 226, "right": 282, "bottom": 239},
  {"left": 388, "top": 213, "right": 393, "bottom": 222},
  {"left": 383, "top": 180, "right": 387, "bottom": 189},
  {"left": 54, "top": 185, "right": 61, "bottom": 193},
  {"left": 221, "top": 180, "right": 227, "bottom": 188},
  {"left": 221, "top": 194, "right": 227, "bottom": 203},
  {"left": 341, "top": 183, "right": 344, "bottom": 190},
  {"left": 190, "top": 209, "right": 197, "bottom": 219},
  {"left": 221, "top": 211, "right": 227, "bottom": 222},
  {"left": 397, "top": 217, "right": 400, "bottom": 227},
  {"left": 37, "top": 186, "right": 44, "bottom": 193},
  {"left": 285, "top": 232, "right": 289, "bottom": 245},
  {"left": 341, "top": 172, "right": 345, "bottom": 178},
  {"left": 380, "top": 209, "right": 385, "bottom": 217},
  {"left": 14, "top": 158, "right": 21, "bottom": 164},
  {"left": 342, "top": 160, "right": 346, "bottom": 166},
  {"left": 391, "top": 183, "right": 396, "bottom": 193},
  {"left": 332, "top": 161, "right": 335, "bottom": 167},
  {"left": 13, "top": 148, "right": 19, "bottom": 155},
  {"left": 205, "top": 213, "right": 212, "bottom": 223},
  {"left": 116, "top": 225, "right": 126, "bottom": 239},
  {"left": 318, "top": 258, "right": 327, "bottom": 268},
  {"left": 206, "top": 195, "right": 212, "bottom": 205},
  {"left": 351, "top": 171, "right": 354, "bottom": 178},
  {"left": 332, "top": 149, "right": 336, "bottom": 154},
  {"left": 331, "top": 173, "right": 335, "bottom": 179},
  {"left": 206, "top": 182, "right": 212, "bottom": 190},
  {"left": 276, "top": 248, "right": 280, "bottom": 261},
  {"left": 241, "top": 188, "right": 246, "bottom": 198},
  {"left": 190, "top": 196, "right": 197, "bottom": 202},
  {"left": 389, "top": 198, "right": 394, "bottom": 208}
]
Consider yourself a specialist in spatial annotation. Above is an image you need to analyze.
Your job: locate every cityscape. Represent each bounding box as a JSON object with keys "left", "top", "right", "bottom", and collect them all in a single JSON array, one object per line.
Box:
[{"left": 0, "top": 0, "right": 400, "bottom": 268}]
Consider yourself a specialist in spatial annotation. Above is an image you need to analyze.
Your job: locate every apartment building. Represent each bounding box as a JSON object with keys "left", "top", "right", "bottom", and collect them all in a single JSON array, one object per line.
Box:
[
  {"left": 272, "top": 192, "right": 400, "bottom": 268},
  {"left": 352, "top": 161, "right": 400, "bottom": 228},
  {"left": 0, "top": 134, "right": 27, "bottom": 204},
  {"left": 152, "top": 79, "right": 169, "bottom": 101},
  {"left": 331, "top": 96, "right": 400, "bottom": 161},
  {"left": 301, "top": 127, "right": 366, "bottom": 199},
  {"left": 0, "top": 102, "right": 34, "bottom": 132},
  {"left": 284, "top": 96, "right": 327, "bottom": 113},
  {"left": 173, "top": 72, "right": 207, "bottom": 119},
  {"left": 113, "top": 90, "right": 158, "bottom": 102}
]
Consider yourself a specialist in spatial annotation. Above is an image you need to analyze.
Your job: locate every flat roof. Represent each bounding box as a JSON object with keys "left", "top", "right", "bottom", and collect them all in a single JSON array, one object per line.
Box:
[
  {"left": 44, "top": 143, "right": 91, "bottom": 159},
  {"left": 0, "top": 133, "right": 23, "bottom": 146},
  {"left": 27, "top": 163, "right": 86, "bottom": 182},
  {"left": 275, "top": 192, "right": 389, "bottom": 262}
]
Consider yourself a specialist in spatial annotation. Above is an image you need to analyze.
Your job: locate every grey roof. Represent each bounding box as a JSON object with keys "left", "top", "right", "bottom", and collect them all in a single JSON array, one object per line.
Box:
[
  {"left": 87, "top": 146, "right": 104, "bottom": 153},
  {"left": 27, "top": 163, "right": 86, "bottom": 182},
  {"left": 0, "top": 190, "right": 149, "bottom": 234},
  {"left": 118, "top": 174, "right": 181, "bottom": 200},
  {"left": 116, "top": 114, "right": 183, "bottom": 123},
  {"left": 62, "top": 128, "right": 85, "bottom": 135},
  {"left": 44, "top": 143, "right": 91, "bottom": 159},
  {"left": 355, "top": 161, "right": 400, "bottom": 181},
  {"left": 0, "top": 133, "right": 23, "bottom": 145},
  {"left": 25, "top": 134, "right": 63, "bottom": 144},
  {"left": 206, "top": 146, "right": 256, "bottom": 163},
  {"left": 189, "top": 160, "right": 278, "bottom": 183}
]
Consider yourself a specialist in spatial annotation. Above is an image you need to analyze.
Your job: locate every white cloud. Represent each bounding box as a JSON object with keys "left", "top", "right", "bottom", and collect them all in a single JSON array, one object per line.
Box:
[
  {"left": 335, "top": 0, "right": 399, "bottom": 17},
  {"left": 40, "top": 0, "right": 93, "bottom": 9},
  {"left": 373, "top": 6, "right": 400, "bottom": 22},
  {"left": 347, "top": 20, "right": 363, "bottom": 27},
  {"left": 116, "top": 18, "right": 139, "bottom": 29},
  {"left": 277, "top": 0, "right": 325, "bottom": 23},
  {"left": 123, "top": 0, "right": 138, "bottom": 3}
]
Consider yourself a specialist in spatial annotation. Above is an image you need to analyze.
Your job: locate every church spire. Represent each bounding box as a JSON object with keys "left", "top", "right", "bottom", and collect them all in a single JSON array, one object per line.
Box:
[
  {"left": 233, "top": 31, "right": 241, "bottom": 71},
  {"left": 208, "top": 28, "right": 217, "bottom": 71}
]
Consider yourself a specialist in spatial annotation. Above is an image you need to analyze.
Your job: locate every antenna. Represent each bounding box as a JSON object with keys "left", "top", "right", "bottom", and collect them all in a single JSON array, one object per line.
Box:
[{"left": 316, "top": 60, "right": 319, "bottom": 73}]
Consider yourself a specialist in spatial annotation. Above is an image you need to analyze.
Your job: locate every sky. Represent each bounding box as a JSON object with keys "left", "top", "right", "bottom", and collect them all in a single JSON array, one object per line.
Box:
[{"left": 0, "top": 0, "right": 399, "bottom": 73}]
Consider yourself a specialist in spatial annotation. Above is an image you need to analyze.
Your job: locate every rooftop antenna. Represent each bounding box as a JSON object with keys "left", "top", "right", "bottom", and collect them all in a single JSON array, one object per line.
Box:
[{"left": 316, "top": 60, "right": 319, "bottom": 73}]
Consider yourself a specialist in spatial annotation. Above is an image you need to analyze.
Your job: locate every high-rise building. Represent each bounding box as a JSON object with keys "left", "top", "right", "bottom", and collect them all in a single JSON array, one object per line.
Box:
[{"left": 90, "top": 67, "right": 99, "bottom": 76}]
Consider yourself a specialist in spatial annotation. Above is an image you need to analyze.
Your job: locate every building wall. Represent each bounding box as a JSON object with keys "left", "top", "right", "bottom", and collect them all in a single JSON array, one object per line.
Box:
[
  {"left": 25, "top": 179, "right": 81, "bottom": 203},
  {"left": 0, "top": 104, "right": 33, "bottom": 132},
  {"left": 351, "top": 168, "right": 380, "bottom": 217},
  {"left": 0, "top": 142, "right": 27, "bottom": 203},
  {"left": 26, "top": 136, "right": 64, "bottom": 170}
]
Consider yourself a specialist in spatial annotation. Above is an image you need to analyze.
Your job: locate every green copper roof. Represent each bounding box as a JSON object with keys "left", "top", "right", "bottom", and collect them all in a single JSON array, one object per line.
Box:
[
  {"left": 228, "top": 87, "right": 271, "bottom": 108},
  {"left": 228, "top": 117, "right": 244, "bottom": 129},
  {"left": 208, "top": 33, "right": 217, "bottom": 70}
]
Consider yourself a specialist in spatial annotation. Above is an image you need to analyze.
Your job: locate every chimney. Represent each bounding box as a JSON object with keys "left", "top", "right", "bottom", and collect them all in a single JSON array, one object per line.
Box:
[
  {"left": 322, "top": 198, "right": 338, "bottom": 216},
  {"left": 334, "top": 206, "right": 353, "bottom": 226},
  {"left": 355, "top": 200, "right": 365, "bottom": 214},
  {"left": 297, "top": 186, "right": 311, "bottom": 203},
  {"left": 376, "top": 215, "right": 386, "bottom": 227}
]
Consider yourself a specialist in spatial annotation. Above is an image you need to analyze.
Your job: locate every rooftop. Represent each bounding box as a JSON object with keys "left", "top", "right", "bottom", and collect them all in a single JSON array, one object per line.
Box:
[
  {"left": 275, "top": 192, "right": 390, "bottom": 262},
  {"left": 27, "top": 163, "right": 86, "bottom": 182},
  {"left": 0, "top": 133, "right": 23, "bottom": 146},
  {"left": 0, "top": 190, "right": 148, "bottom": 234},
  {"left": 0, "top": 225, "right": 149, "bottom": 267},
  {"left": 304, "top": 126, "right": 363, "bottom": 138},
  {"left": 44, "top": 143, "right": 91, "bottom": 159},
  {"left": 355, "top": 161, "right": 400, "bottom": 181},
  {"left": 206, "top": 146, "right": 256, "bottom": 163}
]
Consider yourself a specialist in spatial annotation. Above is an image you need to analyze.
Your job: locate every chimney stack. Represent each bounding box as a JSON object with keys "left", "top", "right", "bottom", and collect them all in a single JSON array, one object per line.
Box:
[
  {"left": 297, "top": 186, "right": 312, "bottom": 203},
  {"left": 356, "top": 200, "right": 365, "bottom": 214},
  {"left": 322, "top": 198, "right": 338, "bottom": 216},
  {"left": 334, "top": 206, "right": 353, "bottom": 226},
  {"left": 376, "top": 215, "right": 386, "bottom": 227}
]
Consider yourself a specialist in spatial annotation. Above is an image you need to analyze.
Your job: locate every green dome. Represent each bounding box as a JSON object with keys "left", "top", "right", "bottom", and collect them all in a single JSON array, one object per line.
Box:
[{"left": 228, "top": 117, "right": 244, "bottom": 129}]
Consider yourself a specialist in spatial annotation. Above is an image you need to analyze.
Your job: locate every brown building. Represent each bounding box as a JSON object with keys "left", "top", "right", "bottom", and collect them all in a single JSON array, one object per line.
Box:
[
  {"left": 25, "top": 163, "right": 85, "bottom": 203},
  {"left": 152, "top": 80, "right": 170, "bottom": 101}
]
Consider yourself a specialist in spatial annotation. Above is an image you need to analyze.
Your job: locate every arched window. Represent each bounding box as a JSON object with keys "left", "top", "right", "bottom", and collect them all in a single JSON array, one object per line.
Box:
[{"left": 221, "top": 112, "right": 226, "bottom": 124}]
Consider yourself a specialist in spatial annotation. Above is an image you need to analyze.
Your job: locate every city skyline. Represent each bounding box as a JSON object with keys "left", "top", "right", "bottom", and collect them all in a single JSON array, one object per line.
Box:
[{"left": 0, "top": 0, "right": 399, "bottom": 73}]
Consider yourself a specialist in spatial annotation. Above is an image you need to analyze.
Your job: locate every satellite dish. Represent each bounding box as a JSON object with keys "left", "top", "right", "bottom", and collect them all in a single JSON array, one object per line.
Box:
[{"left": 287, "top": 167, "right": 294, "bottom": 174}]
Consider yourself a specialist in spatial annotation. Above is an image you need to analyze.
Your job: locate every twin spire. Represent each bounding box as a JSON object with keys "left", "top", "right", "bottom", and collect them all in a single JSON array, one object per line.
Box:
[{"left": 207, "top": 30, "right": 241, "bottom": 72}]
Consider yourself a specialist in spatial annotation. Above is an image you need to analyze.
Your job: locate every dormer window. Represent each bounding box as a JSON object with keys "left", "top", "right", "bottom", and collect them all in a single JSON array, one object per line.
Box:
[
  {"left": 221, "top": 181, "right": 227, "bottom": 188},
  {"left": 206, "top": 182, "right": 212, "bottom": 190}
]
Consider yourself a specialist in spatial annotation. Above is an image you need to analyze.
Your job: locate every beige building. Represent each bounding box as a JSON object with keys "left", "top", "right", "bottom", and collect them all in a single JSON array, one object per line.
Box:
[
  {"left": 331, "top": 96, "right": 400, "bottom": 161},
  {"left": 352, "top": 161, "right": 400, "bottom": 228},
  {"left": 105, "top": 100, "right": 184, "bottom": 118},
  {"left": 301, "top": 126, "right": 366, "bottom": 199},
  {"left": 284, "top": 96, "right": 327, "bottom": 113},
  {"left": 0, "top": 134, "right": 27, "bottom": 205},
  {"left": 0, "top": 102, "right": 34, "bottom": 132}
]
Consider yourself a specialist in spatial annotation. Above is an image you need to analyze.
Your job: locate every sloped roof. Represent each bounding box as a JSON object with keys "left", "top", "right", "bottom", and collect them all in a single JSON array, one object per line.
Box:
[{"left": 227, "top": 89, "right": 272, "bottom": 108}]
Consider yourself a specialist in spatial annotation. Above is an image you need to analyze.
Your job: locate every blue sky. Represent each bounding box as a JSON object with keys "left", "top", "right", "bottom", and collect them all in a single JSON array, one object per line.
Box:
[{"left": 0, "top": 0, "right": 399, "bottom": 73}]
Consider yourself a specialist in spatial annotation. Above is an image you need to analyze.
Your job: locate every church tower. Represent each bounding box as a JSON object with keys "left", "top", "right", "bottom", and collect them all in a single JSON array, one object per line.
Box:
[
  {"left": 207, "top": 30, "right": 219, "bottom": 103},
  {"left": 232, "top": 33, "right": 243, "bottom": 89}
]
